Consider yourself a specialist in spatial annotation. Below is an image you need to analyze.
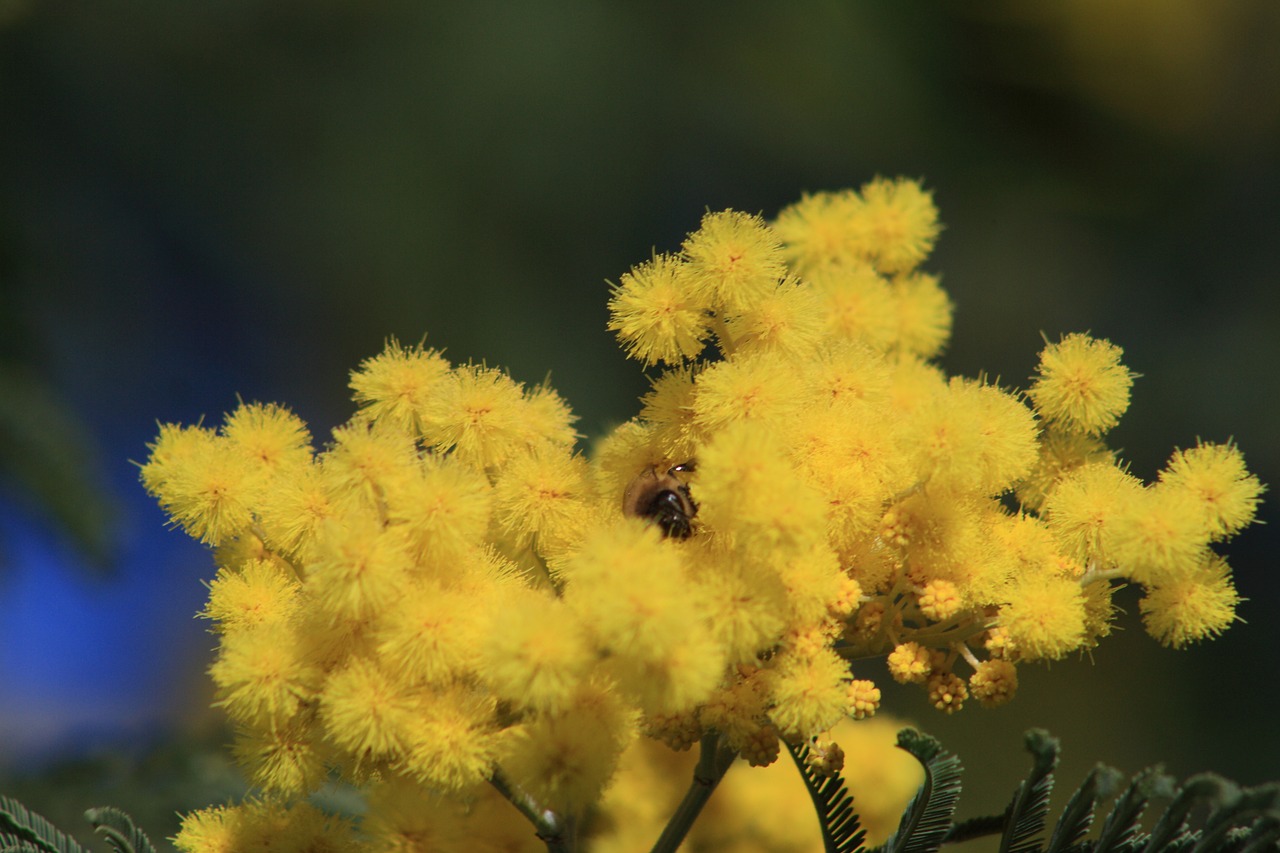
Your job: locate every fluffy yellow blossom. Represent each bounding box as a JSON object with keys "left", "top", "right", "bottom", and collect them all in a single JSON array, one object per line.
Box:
[
  {"left": 232, "top": 714, "right": 327, "bottom": 795},
  {"left": 491, "top": 449, "right": 592, "bottom": 552},
  {"left": 999, "top": 576, "right": 1087, "bottom": 661},
  {"left": 349, "top": 338, "right": 452, "bottom": 436},
  {"left": 853, "top": 177, "right": 941, "bottom": 275},
  {"left": 480, "top": 593, "right": 594, "bottom": 713},
  {"left": 767, "top": 647, "right": 851, "bottom": 738},
  {"left": 381, "top": 454, "right": 493, "bottom": 568},
  {"left": 210, "top": 623, "right": 318, "bottom": 728},
  {"left": 221, "top": 401, "right": 312, "bottom": 476},
  {"left": 1104, "top": 484, "right": 1212, "bottom": 584},
  {"left": 1042, "top": 461, "right": 1144, "bottom": 564},
  {"left": 774, "top": 189, "right": 864, "bottom": 273},
  {"left": 398, "top": 684, "right": 499, "bottom": 793},
  {"left": 307, "top": 513, "right": 412, "bottom": 623},
  {"left": 807, "top": 264, "right": 898, "bottom": 351},
  {"left": 1029, "top": 333, "right": 1133, "bottom": 435},
  {"left": 696, "top": 421, "right": 828, "bottom": 553},
  {"left": 637, "top": 365, "right": 701, "bottom": 462},
  {"left": 1139, "top": 554, "right": 1241, "bottom": 648},
  {"left": 500, "top": 682, "right": 637, "bottom": 811},
  {"left": 255, "top": 462, "right": 339, "bottom": 559},
  {"left": 320, "top": 655, "right": 419, "bottom": 762},
  {"left": 202, "top": 558, "right": 300, "bottom": 631},
  {"left": 691, "top": 350, "right": 809, "bottom": 436},
  {"left": 1158, "top": 440, "right": 1263, "bottom": 541},
  {"left": 144, "top": 427, "right": 261, "bottom": 546},
  {"left": 174, "top": 799, "right": 363, "bottom": 853},
  {"left": 682, "top": 209, "right": 786, "bottom": 314},
  {"left": 322, "top": 419, "right": 418, "bottom": 505},
  {"left": 1016, "top": 428, "right": 1114, "bottom": 512},
  {"left": 689, "top": 547, "right": 787, "bottom": 663},
  {"left": 720, "top": 275, "right": 824, "bottom": 359},
  {"left": 374, "top": 578, "right": 483, "bottom": 685},
  {"left": 607, "top": 253, "right": 710, "bottom": 366}
]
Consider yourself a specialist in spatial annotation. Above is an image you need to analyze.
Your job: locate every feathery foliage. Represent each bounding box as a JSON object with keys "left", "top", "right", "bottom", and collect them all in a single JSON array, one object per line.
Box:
[
  {"left": 786, "top": 739, "right": 867, "bottom": 853},
  {"left": 876, "top": 729, "right": 964, "bottom": 853}
]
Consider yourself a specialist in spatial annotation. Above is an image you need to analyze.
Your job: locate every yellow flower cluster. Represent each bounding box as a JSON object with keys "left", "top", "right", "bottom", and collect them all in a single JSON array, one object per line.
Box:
[{"left": 143, "top": 177, "right": 1262, "bottom": 852}]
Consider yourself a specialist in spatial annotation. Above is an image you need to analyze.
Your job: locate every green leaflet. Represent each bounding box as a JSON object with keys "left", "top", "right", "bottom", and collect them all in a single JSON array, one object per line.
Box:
[
  {"left": 0, "top": 796, "right": 89, "bottom": 853},
  {"left": 785, "top": 740, "right": 867, "bottom": 853}
]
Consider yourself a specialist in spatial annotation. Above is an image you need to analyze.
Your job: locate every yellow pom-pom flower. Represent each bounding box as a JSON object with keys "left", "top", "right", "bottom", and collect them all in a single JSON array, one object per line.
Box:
[
  {"left": 1159, "top": 440, "right": 1263, "bottom": 541},
  {"left": 202, "top": 558, "right": 300, "bottom": 631},
  {"left": 232, "top": 715, "right": 327, "bottom": 795},
  {"left": 349, "top": 338, "right": 452, "bottom": 435},
  {"left": 682, "top": 209, "right": 786, "bottom": 314},
  {"left": 1029, "top": 333, "right": 1134, "bottom": 435},
  {"left": 1104, "top": 484, "right": 1211, "bottom": 584},
  {"left": 696, "top": 421, "right": 827, "bottom": 553},
  {"left": 220, "top": 401, "right": 312, "bottom": 477},
  {"left": 807, "top": 264, "right": 899, "bottom": 351},
  {"left": 1139, "top": 555, "right": 1241, "bottom": 648},
  {"left": 399, "top": 684, "right": 499, "bottom": 794},
  {"left": 853, "top": 176, "right": 941, "bottom": 275},
  {"left": 999, "top": 576, "right": 1087, "bottom": 661},
  {"left": 767, "top": 647, "right": 850, "bottom": 739},
  {"left": 210, "top": 623, "right": 318, "bottom": 728},
  {"left": 480, "top": 593, "right": 594, "bottom": 714},
  {"left": 500, "top": 682, "right": 637, "bottom": 811},
  {"left": 1042, "top": 461, "right": 1144, "bottom": 564},
  {"left": 774, "top": 189, "right": 863, "bottom": 273},
  {"left": 720, "top": 275, "right": 823, "bottom": 359},
  {"left": 607, "top": 253, "right": 710, "bottom": 366}
]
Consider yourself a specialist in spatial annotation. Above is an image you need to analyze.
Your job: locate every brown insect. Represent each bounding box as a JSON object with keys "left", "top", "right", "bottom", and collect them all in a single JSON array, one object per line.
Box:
[{"left": 622, "top": 461, "right": 697, "bottom": 539}]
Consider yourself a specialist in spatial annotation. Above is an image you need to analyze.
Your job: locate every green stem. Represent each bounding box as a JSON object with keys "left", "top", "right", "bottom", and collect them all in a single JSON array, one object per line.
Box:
[
  {"left": 490, "top": 768, "right": 576, "bottom": 853},
  {"left": 649, "top": 732, "right": 738, "bottom": 853}
]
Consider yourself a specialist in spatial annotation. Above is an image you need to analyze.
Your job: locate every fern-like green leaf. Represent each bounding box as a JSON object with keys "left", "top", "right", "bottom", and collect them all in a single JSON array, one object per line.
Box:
[
  {"left": 0, "top": 796, "right": 90, "bottom": 853},
  {"left": 1044, "top": 763, "right": 1123, "bottom": 853},
  {"left": 877, "top": 728, "right": 963, "bottom": 853},
  {"left": 84, "top": 808, "right": 157, "bottom": 853},
  {"left": 1191, "top": 783, "right": 1280, "bottom": 853},
  {"left": 998, "top": 728, "right": 1059, "bottom": 853},
  {"left": 1092, "top": 766, "right": 1172, "bottom": 852},
  {"left": 1140, "top": 773, "right": 1234, "bottom": 852},
  {"left": 785, "top": 740, "right": 867, "bottom": 853}
]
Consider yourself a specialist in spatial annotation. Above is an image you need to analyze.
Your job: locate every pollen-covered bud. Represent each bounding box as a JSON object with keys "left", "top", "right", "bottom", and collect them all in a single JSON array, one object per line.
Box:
[
  {"left": 644, "top": 711, "right": 704, "bottom": 753},
  {"left": 983, "top": 625, "right": 1016, "bottom": 660},
  {"left": 927, "top": 671, "right": 968, "bottom": 714},
  {"left": 968, "top": 659, "right": 1018, "bottom": 708},
  {"left": 917, "top": 578, "right": 962, "bottom": 622},
  {"left": 740, "top": 724, "right": 782, "bottom": 768},
  {"left": 847, "top": 679, "right": 881, "bottom": 720},
  {"left": 805, "top": 734, "right": 846, "bottom": 778},
  {"left": 887, "top": 641, "right": 932, "bottom": 684}
]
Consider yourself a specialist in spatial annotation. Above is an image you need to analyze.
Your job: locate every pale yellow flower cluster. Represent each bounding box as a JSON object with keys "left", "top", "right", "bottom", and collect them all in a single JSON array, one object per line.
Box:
[{"left": 143, "top": 177, "right": 1261, "bottom": 853}]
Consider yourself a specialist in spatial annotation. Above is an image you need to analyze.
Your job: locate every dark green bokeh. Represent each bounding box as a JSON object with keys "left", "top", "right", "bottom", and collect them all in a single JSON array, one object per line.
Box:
[{"left": 2, "top": 2, "right": 1278, "bottom": 848}]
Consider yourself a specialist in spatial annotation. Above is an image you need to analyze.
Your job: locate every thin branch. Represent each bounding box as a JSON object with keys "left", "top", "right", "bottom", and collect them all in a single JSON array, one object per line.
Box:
[
  {"left": 490, "top": 768, "right": 576, "bottom": 853},
  {"left": 649, "top": 732, "right": 738, "bottom": 853}
]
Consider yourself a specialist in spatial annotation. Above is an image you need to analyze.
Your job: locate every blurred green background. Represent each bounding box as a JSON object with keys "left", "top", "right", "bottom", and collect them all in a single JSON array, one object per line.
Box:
[{"left": 2, "top": 1, "right": 1278, "bottom": 849}]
